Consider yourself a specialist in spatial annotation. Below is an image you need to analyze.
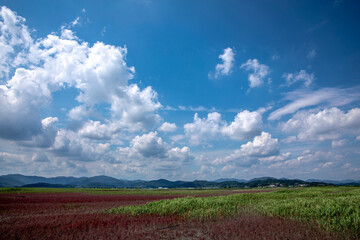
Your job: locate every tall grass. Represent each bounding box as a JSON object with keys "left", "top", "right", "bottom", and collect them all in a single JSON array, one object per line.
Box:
[{"left": 107, "top": 187, "right": 360, "bottom": 238}]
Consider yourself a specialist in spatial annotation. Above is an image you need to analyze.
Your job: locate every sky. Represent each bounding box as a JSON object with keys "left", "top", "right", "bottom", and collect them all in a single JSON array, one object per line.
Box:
[{"left": 0, "top": 0, "right": 359, "bottom": 181}]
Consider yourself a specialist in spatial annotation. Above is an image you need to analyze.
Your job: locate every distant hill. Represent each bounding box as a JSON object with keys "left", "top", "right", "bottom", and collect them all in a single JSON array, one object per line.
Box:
[
  {"left": 213, "top": 178, "right": 247, "bottom": 183},
  {"left": 0, "top": 174, "right": 86, "bottom": 187},
  {"left": 0, "top": 174, "right": 352, "bottom": 189},
  {"left": 249, "top": 176, "right": 276, "bottom": 182},
  {"left": 306, "top": 179, "right": 360, "bottom": 186},
  {"left": 68, "top": 175, "right": 128, "bottom": 188}
]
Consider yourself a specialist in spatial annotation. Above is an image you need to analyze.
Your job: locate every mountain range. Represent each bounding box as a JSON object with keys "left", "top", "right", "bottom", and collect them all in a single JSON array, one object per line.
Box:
[{"left": 1, "top": 174, "right": 359, "bottom": 188}]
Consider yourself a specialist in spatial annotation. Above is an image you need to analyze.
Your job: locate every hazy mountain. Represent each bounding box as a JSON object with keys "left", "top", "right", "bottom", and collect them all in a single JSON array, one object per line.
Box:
[
  {"left": 306, "top": 179, "right": 360, "bottom": 185},
  {"left": 69, "top": 175, "right": 128, "bottom": 188},
  {"left": 0, "top": 174, "right": 85, "bottom": 187},
  {"left": 0, "top": 174, "right": 344, "bottom": 188},
  {"left": 249, "top": 177, "right": 276, "bottom": 182},
  {"left": 213, "top": 178, "right": 247, "bottom": 183}
]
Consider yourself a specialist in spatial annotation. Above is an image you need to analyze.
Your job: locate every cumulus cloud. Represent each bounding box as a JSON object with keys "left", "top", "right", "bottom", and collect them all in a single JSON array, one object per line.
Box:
[
  {"left": 184, "top": 112, "right": 224, "bottom": 145},
  {"left": 282, "top": 70, "right": 314, "bottom": 87},
  {"left": 131, "top": 131, "right": 168, "bottom": 158},
  {"left": 158, "top": 122, "right": 177, "bottom": 132},
  {"left": 209, "top": 47, "right": 235, "bottom": 79},
  {"left": 110, "top": 85, "right": 162, "bottom": 131},
  {"left": 19, "top": 117, "right": 59, "bottom": 148},
  {"left": 52, "top": 129, "right": 111, "bottom": 161},
  {"left": 184, "top": 110, "right": 262, "bottom": 145},
  {"left": 238, "top": 132, "right": 280, "bottom": 157},
  {"left": 281, "top": 107, "right": 360, "bottom": 141},
  {"left": 222, "top": 110, "right": 263, "bottom": 140},
  {"left": 240, "top": 59, "right": 269, "bottom": 88},
  {"left": 0, "top": 7, "right": 194, "bottom": 178},
  {"left": 78, "top": 120, "right": 116, "bottom": 140},
  {"left": 269, "top": 87, "right": 360, "bottom": 120},
  {"left": 114, "top": 132, "right": 193, "bottom": 175},
  {"left": 213, "top": 132, "right": 280, "bottom": 167},
  {"left": 0, "top": 6, "right": 32, "bottom": 78},
  {"left": 0, "top": 7, "right": 162, "bottom": 143}
]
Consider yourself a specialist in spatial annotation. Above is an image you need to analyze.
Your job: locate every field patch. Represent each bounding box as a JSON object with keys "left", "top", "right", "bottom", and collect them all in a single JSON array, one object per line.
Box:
[
  {"left": 108, "top": 187, "right": 360, "bottom": 239},
  {"left": 1, "top": 187, "right": 355, "bottom": 239}
]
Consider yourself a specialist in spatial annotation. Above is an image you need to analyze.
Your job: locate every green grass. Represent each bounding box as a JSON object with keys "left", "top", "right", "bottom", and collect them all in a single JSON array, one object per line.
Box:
[{"left": 107, "top": 186, "right": 360, "bottom": 238}]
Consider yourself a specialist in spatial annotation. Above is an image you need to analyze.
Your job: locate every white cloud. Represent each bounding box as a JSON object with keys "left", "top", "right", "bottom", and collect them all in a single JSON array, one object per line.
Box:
[
  {"left": 209, "top": 47, "right": 235, "bottom": 79},
  {"left": 114, "top": 132, "right": 194, "bottom": 176},
  {"left": 320, "top": 161, "right": 335, "bottom": 168},
  {"left": 192, "top": 165, "right": 216, "bottom": 177},
  {"left": 71, "top": 17, "right": 80, "bottom": 27},
  {"left": 259, "top": 152, "right": 291, "bottom": 163},
  {"left": 68, "top": 105, "right": 91, "bottom": 120},
  {"left": 236, "top": 132, "right": 280, "bottom": 157},
  {"left": 41, "top": 117, "right": 58, "bottom": 128},
  {"left": 0, "top": 152, "right": 27, "bottom": 164},
  {"left": 213, "top": 132, "right": 280, "bottom": 167},
  {"left": 109, "top": 84, "right": 162, "bottom": 131},
  {"left": 240, "top": 59, "right": 269, "bottom": 88},
  {"left": 0, "top": 7, "right": 162, "bottom": 142},
  {"left": 167, "top": 146, "right": 192, "bottom": 163},
  {"left": 282, "top": 70, "right": 314, "bottom": 87},
  {"left": 184, "top": 110, "right": 262, "bottom": 145},
  {"left": 331, "top": 139, "right": 347, "bottom": 148},
  {"left": 268, "top": 151, "right": 339, "bottom": 172},
  {"left": 222, "top": 110, "right": 262, "bottom": 140},
  {"left": 78, "top": 120, "right": 117, "bottom": 140},
  {"left": 281, "top": 107, "right": 360, "bottom": 141},
  {"left": 177, "top": 105, "right": 218, "bottom": 112},
  {"left": 184, "top": 112, "right": 224, "bottom": 145},
  {"left": 269, "top": 87, "right": 360, "bottom": 120},
  {"left": 158, "top": 122, "right": 177, "bottom": 132},
  {"left": 171, "top": 134, "right": 185, "bottom": 142},
  {"left": 131, "top": 131, "right": 168, "bottom": 158},
  {"left": 52, "top": 129, "right": 111, "bottom": 161},
  {"left": 0, "top": 6, "right": 32, "bottom": 78}
]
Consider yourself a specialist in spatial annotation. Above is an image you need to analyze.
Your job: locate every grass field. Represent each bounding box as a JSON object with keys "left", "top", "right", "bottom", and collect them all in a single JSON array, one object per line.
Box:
[
  {"left": 1, "top": 186, "right": 359, "bottom": 239},
  {"left": 108, "top": 186, "right": 360, "bottom": 239}
]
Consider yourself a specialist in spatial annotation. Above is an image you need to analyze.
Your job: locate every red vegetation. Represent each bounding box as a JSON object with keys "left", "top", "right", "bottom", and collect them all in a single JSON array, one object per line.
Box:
[
  {"left": 0, "top": 193, "right": 180, "bottom": 217},
  {"left": 0, "top": 192, "right": 337, "bottom": 240}
]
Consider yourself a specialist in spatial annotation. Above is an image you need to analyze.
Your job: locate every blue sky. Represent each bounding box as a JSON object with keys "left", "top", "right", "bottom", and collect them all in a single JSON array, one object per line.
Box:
[{"left": 0, "top": 0, "right": 359, "bottom": 180}]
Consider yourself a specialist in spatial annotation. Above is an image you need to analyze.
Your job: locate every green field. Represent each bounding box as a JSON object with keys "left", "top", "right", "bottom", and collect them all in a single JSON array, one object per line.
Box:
[{"left": 108, "top": 186, "right": 360, "bottom": 239}]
